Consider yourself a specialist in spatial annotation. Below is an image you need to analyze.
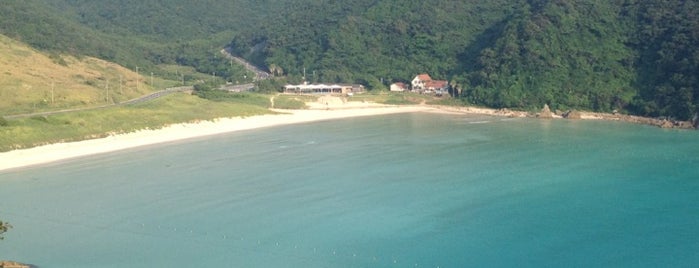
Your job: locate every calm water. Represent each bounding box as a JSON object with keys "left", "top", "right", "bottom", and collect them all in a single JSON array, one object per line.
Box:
[{"left": 1, "top": 113, "right": 698, "bottom": 267}]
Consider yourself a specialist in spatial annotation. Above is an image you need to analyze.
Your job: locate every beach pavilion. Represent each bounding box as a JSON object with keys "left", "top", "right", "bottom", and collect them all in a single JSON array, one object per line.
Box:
[{"left": 283, "top": 83, "right": 365, "bottom": 94}]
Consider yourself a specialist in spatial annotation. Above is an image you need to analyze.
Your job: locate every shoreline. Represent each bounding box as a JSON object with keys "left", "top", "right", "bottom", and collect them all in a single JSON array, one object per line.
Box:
[
  {"left": 0, "top": 105, "right": 432, "bottom": 172},
  {"left": 0, "top": 101, "right": 695, "bottom": 172}
]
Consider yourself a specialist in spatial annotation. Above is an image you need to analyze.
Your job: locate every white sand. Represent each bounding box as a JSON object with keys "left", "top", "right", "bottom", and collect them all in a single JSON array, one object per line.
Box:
[{"left": 0, "top": 105, "right": 432, "bottom": 172}]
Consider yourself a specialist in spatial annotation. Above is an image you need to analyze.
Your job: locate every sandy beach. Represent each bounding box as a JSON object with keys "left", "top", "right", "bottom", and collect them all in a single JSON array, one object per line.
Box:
[
  {"left": 0, "top": 105, "right": 433, "bottom": 172},
  {"left": 1, "top": 96, "right": 694, "bottom": 172}
]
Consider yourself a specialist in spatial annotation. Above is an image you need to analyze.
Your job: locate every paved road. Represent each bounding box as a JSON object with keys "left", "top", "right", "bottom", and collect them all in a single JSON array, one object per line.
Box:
[
  {"left": 220, "top": 47, "right": 272, "bottom": 81},
  {"left": 5, "top": 86, "right": 193, "bottom": 119}
]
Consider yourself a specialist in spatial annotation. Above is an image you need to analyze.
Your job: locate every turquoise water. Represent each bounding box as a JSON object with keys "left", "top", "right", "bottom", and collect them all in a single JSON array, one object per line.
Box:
[{"left": 1, "top": 113, "right": 698, "bottom": 267}]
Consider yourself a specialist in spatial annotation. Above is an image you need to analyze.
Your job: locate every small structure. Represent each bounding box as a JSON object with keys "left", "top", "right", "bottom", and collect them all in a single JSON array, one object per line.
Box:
[
  {"left": 411, "top": 73, "right": 449, "bottom": 94},
  {"left": 425, "top": 80, "right": 449, "bottom": 93},
  {"left": 411, "top": 73, "right": 432, "bottom": 91},
  {"left": 283, "top": 83, "right": 364, "bottom": 95},
  {"left": 390, "top": 82, "right": 408, "bottom": 92}
]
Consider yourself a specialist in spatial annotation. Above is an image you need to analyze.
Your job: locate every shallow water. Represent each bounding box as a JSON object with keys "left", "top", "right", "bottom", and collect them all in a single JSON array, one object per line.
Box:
[{"left": 1, "top": 113, "right": 698, "bottom": 267}]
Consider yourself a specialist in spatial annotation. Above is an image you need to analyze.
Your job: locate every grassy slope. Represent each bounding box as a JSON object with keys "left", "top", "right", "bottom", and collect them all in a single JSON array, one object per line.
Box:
[
  {"left": 0, "top": 92, "right": 271, "bottom": 152},
  {"left": 0, "top": 34, "right": 156, "bottom": 115},
  {"left": 0, "top": 35, "right": 272, "bottom": 152}
]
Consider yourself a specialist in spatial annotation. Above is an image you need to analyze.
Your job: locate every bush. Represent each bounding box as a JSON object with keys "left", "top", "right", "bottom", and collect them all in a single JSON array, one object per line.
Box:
[
  {"left": 0, "top": 116, "right": 8, "bottom": 127},
  {"left": 193, "top": 83, "right": 213, "bottom": 91},
  {"left": 30, "top": 116, "right": 49, "bottom": 123}
]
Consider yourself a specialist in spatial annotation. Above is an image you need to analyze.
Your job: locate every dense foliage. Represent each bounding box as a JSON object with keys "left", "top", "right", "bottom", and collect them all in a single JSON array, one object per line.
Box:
[
  {"left": 628, "top": 1, "right": 699, "bottom": 119},
  {"left": 1, "top": 0, "right": 698, "bottom": 119}
]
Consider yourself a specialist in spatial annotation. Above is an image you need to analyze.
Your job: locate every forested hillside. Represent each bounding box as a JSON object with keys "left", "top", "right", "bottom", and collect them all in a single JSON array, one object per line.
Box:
[
  {"left": 0, "top": 0, "right": 256, "bottom": 82},
  {"left": 1, "top": 0, "right": 697, "bottom": 120}
]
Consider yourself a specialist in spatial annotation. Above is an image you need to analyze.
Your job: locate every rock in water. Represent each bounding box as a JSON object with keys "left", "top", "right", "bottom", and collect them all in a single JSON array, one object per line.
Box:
[{"left": 538, "top": 104, "right": 553, "bottom": 119}]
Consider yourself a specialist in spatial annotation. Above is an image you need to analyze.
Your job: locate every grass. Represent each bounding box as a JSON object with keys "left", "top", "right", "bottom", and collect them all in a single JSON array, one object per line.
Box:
[
  {"left": 0, "top": 34, "right": 286, "bottom": 152},
  {"left": 272, "top": 94, "right": 312, "bottom": 109},
  {"left": 0, "top": 33, "right": 157, "bottom": 116},
  {"left": 194, "top": 91, "right": 271, "bottom": 107},
  {"left": 0, "top": 93, "right": 271, "bottom": 152}
]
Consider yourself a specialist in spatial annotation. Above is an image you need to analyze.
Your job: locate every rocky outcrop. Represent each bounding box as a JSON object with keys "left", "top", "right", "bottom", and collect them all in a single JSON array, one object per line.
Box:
[
  {"left": 585, "top": 113, "right": 697, "bottom": 129},
  {"left": 563, "top": 110, "right": 582, "bottom": 119},
  {"left": 494, "top": 108, "right": 530, "bottom": 118},
  {"left": 537, "top": 104, "right": 553, "bottom": 118},
  {"left": 0, "top": 261, "right": 31, "bottom": 268}
]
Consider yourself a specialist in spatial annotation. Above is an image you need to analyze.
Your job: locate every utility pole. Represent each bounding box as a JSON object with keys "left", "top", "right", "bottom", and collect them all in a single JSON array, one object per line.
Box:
[
  {"left": 106, "top": 79, "right": 110, "bottom": 103},
  {"left": 51, "top": 81, "right": 55, "bottom": 105},
  {"left": 136, "top": 66, "right": 140, "bottom": 91},
  {"left": 120, "top": 75, "right": 123, "bottom": 94},
  {"left": 151, "top": 72, "right": 154, "bottom": 89}
]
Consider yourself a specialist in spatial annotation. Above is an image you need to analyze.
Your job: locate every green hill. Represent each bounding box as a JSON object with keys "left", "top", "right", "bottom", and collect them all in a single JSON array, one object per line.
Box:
[
  {"left": 0, "top": 33, "right": 156, "bottom": 115},
  {"left": 1, "top": 0, "right": 698, "bottom": 120},
  {"left": 226, "top": 0, "right": 699, "bottom": 119}
]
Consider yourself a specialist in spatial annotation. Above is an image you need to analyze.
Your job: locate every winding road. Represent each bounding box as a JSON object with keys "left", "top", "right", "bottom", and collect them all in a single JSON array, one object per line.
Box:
[{"left": 220, "top": 47, "right": 271, "bottom": 81}]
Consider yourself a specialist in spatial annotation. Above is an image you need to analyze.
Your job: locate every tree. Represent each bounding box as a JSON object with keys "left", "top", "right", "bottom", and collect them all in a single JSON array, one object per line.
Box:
[{"left": 0, "top": 220, "right": 11, "bottom": 240}]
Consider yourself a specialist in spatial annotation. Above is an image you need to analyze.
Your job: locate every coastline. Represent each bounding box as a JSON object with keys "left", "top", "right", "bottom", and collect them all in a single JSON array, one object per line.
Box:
[
  {"left": 0, "top": 105, "right": 432, "bottom": 172},
  {"left": 0, "top": 100, "right": 695, "bottom": 172}
]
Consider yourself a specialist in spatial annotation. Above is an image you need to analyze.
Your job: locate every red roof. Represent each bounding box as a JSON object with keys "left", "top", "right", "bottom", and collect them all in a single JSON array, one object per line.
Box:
[
  {"left": 416, "top": 73, "right": 432, "bottom": 81},
  {"left": 425, "top": 80, "right": 448, "bottom": 89}
]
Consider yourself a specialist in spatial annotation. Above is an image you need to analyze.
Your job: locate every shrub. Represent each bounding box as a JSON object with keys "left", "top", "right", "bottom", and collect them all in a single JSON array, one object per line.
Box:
[{"left": 30, "top": 116, "right": 49, "bottom": 123}]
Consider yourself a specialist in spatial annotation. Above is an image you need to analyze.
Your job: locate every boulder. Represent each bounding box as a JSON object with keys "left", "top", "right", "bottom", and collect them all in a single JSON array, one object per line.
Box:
[
  {"left": 677, "top": 121, "right": 695, "bottom": 129},
  {"left": 563, "top": 110, "right": 582, "bottom": 119},
  {"left": 538, "top": 104, "right": 553, "bottom": 119},
  {"left": 659, "top": 120, "right": 674, "bottom": 129}
]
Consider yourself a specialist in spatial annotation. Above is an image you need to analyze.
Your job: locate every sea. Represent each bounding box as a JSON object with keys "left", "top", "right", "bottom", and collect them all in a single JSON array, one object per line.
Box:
[{"left": 1, "top": 112, "right": 698, "bottom": 267}]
